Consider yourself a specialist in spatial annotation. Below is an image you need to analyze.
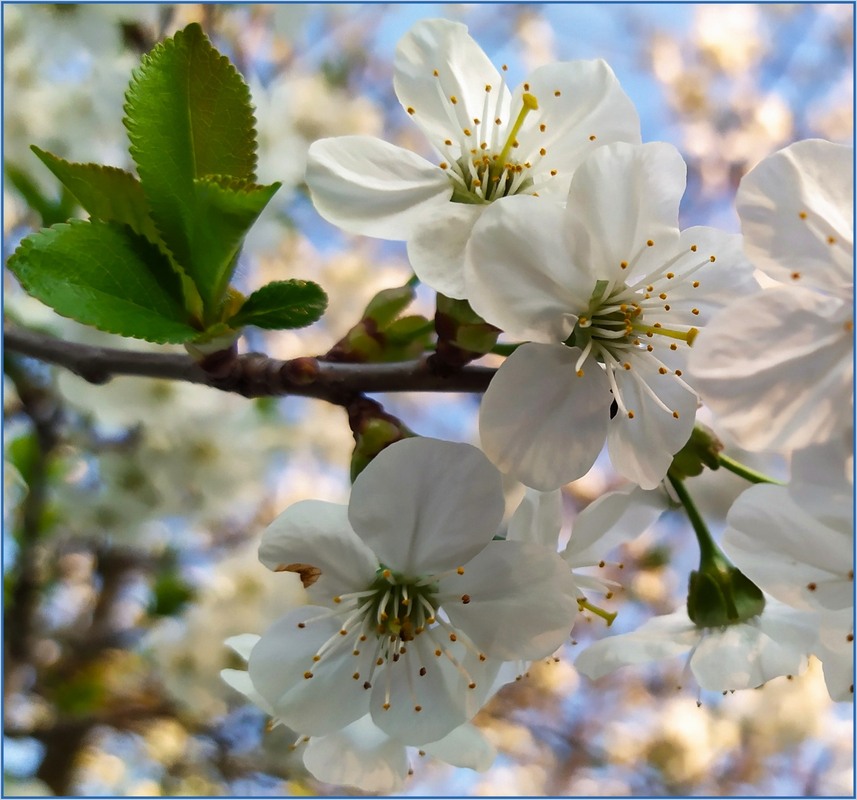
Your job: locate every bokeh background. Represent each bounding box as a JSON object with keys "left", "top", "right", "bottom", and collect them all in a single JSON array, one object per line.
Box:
[{"left": 3, "top": 3, "right": 854, "bottom": 796}]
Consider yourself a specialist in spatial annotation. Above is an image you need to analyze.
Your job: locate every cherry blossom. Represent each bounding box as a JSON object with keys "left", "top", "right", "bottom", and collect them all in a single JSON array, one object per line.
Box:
[
  {"left": 723, "top": 440, "right": 854, "bottom": 701},
  {"left": 306, "top": 17, "right": 640, "bottom": 298},
  {"left": 467, "top": 141, "right": 754, "bottom": 490},
  {"left": 688, "top": 139, "right": 854, "bottom": 452},
  {"left": 221, "top": 635, "right": 495, "bottom": 793},
  {"left": 245, "top": 437, "right": 577, "bottom": 746}
]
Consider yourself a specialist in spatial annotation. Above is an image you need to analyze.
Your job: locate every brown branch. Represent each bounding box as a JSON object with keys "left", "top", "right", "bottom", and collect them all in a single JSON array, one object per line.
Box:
[{"left": 4, "top": 323, "right": 496, "bottom": 402}]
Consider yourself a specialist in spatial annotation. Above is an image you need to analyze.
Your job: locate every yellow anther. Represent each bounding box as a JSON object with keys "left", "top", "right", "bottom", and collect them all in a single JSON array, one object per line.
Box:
[
  {"left": 647, "top": 239, "right": 654, "bottom": 247},
  {"left": 554, "top": 89, "right": 561, "bottom": 96},
  {"left": 313, "top": 655, "right": 321, "bottom": 662},
  {"left": 799, "top": 211, "right": 807, "bottom": 219},
  {"left": 539, "top": 147, "right": 547, "bottom": 156},
  {"left": 666, "top": 272, "right": 674, "bottom": 279},
  {"left": 433, "top": 69, "right": 439, "bottom": 77},
  {"left": 659, "top": 367, "right": 668, "bottom": 375},
  {"left": 439, "top": 161, "right": 448, "bottom": 170},
  {"left": 485, "top": 83, "right": 492, "bottom": 91},
  {"left": 589, "top": 134, "right": 596, "bottom": 141},
  {"left": 690, "top": 244, "right": 698, "bottom": 252},
  {"left": 550, "top": 169, "right": 557, "bottom": 176},
  {"left": 576, "top": 369, "right": 585, "bottom": 377},
  {"left": 304, "top": 671, "right": 313, "bottom": 679},
  {"left": 620, "top": 260, "right": 628, "bottom": 269},
  {"left": 407, "top": 107, "right": 415, "bottom": 115},
  {"left": 675, "top": 369, "right": 683, "bottom": 376},
  {"left": 709, "top": 255, "right": 716, "bottom": 262},
  {"left": 539, "top": 123, "right": 547, "bottom": 132},
  {"left": 692, "top": 280, "right": 700, "bottom": 288},
  {"left": 457, "top": 566, "right": 465, "bottom": 575},
  {"left": 828, "top": 236, "right": 836, "bottom": 244},
  {"left": 627, "top": 410, "right": 635, "bottom": 419}
]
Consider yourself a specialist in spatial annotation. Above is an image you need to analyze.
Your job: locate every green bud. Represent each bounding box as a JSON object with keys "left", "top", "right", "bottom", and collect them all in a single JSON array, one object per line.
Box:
[
  {"left": 433, "top": 295, "right": 499, "bottom": 370},
  {"left": 669, "top": 424, "right": 724, "bottom": 480},
  {"left": 363, "top": 285, "right": 416, "bottom": 328},
  {"left": 687, "top": 555, "right": 765, "bottom": 627},
  {"left": 349, "top": 400, "right": 416, "bottom": 481}
]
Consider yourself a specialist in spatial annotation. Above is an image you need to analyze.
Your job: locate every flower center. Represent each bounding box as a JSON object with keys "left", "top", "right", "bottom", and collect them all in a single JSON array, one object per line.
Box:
[{"left": 361, "top": 567, "right": 439, "bottom": 643}]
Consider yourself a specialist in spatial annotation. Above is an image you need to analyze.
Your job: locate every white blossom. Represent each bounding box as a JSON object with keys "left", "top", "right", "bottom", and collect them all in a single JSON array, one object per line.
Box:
[
  {"left": 688, "top": 139, "right": 853, "bottom": 452},
  {"left": 467, "top": 141, "right": 754, "bottom": 490},
  {"left": 305, "top": 17, "right": 640, "bottom": 298},
  {"left": 246, "top": 438, "right": 577, "bottom": 746},
  {"left": 723, "top": 440, "right": 854, "bottom": 701}
]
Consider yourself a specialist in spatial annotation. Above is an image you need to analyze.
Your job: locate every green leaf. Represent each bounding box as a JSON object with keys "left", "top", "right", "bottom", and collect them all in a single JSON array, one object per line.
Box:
[
  {"left": 30, "top": 145, "right": 161, "bottom": 243},
  {"left": 228, "top": 280, "right": 328, "bottom": 330},
  {"left": 7, "top": 219, "right": 200, "bottom": 343},
  {"left": 4, "top": 160, "right": 78, "bottom": 226},
  {"left": 124, "top": 22, "right": 268, "bottom": 315},
  {"left": 190, "top": 175, "right": 281, "bottom": 313}
]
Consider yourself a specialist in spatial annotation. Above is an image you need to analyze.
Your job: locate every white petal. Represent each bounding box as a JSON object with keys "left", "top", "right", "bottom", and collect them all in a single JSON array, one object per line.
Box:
[
  {"left": 479, "top": 344, "right": 611, "bottom": 491},
  {"left": 258, "top": 500, "right": 378, "bottom": 600},
  {"left": 248, "top": 608, "right": 371, "bottom": 736},
  {"left": 737, "top": 139, "right": 853, "bottom": 292},
  {"left": 439, "top": 540, "right": 578, "bottom": 660},
  {"left": 574, "top": 611, "right": 699, "bottom": 680},
  {"left": 789, "top": 438, "right": 854, "bottom": 528},
  {"left": 564, "top": 141, "right": 686, "bottom": 284},
  {"left": 689, "top": 605, "right": 815, "bottom": 691},
  {"left": 348, "top": 438, "right": 505, "bottom": 576},
  {"left": 816, "top": 610, "right": 855, "bottom": 702},
  {"left": 466, "top": 196, "right": 589, "bottom": 342},
  {"left": 407, "top": 202, "right": 484, "bottom": 299},
  {"left": 224, "top": 633, "right": 261, "bottom": 662},
  {"left": 607, "top": 354, "right": 698, "bottom": 489},
  {"left": 394, "top": 18, "right": 507, "bottom": 157},
  {"left": 422, "top": 722, "right": 497, "bottom": 771},
  {"left": 506, "top": 488, "right": 563, "bottom": 549},
  {"left": 723, "top": 484, "right": 853, "bottom": 612},
  {"left": 565, "top": 485, "right": 665, "bottom": 568},
  {"left": 302, "top": 716, "right": 409, "bottom": 793},
  {"left": 370, "top": 635, "right": 494, "bottom": 746},
  {"left": 220, "top": 669, "right": 274, "bottom": 715},
  {"left": 306, "top": 136, "right": 451, "bottom": 239},
  {"left": 513, "top": 59, "right": 641, "bottom": 179},
  {"left": 688, "top": 286, "right": 853, "bottom": 451}
]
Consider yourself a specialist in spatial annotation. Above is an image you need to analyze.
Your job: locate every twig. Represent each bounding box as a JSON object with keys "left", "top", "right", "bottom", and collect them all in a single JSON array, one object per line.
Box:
[{"left": 4, "top": 323, "right": 496, "bottom": 402}]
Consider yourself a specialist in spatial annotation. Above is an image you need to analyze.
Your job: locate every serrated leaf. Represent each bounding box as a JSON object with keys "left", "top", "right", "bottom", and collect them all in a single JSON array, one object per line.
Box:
[
  {"left": 30, "top": 145, "right": 161, "bottom": 242},
  {"left": 190, "top": 176, "right": 281, "bottom": 312},
  {"left": 4, "top": 160, "right": 78, "bottom": 226},
  {"left": 124, "top": 22, "right": 265, "bottom": 316},
  {"left": 7, "top": 219, "right": 200, "bottom": 343},
  {"left": 228, "top": 280, "right": 327, "bottom": 330}
]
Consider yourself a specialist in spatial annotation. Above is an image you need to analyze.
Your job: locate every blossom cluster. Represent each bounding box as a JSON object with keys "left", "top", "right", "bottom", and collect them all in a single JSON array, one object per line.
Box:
[{"left": 209, "top": 18, "right": 852, "bottom": 793}]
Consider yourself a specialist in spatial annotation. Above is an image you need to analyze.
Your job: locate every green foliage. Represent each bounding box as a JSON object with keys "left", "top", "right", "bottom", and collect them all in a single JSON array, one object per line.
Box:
[
  {"left": 30, "top": 146, "right": 160, "bottom": 242},
  {"left": 123, "top": 22, "right": 279, "bottom": 318},
  {"left": 148, "top": 570, "right": 196, "bottom": 618},
  {"left": 7, "top": 220, "right": 200, "bottom": 343},
  {"left": 9, "top": 22, "right": 323, "bottom": 348},
  {"left": 669, "top": 424, "right": 724, "bottom": 480},
  {"left": 4, "top": 160, "right": 78, "bottom": 226},
  {"left": 228, "top": 280, "right": 328, "bottom": 331}
]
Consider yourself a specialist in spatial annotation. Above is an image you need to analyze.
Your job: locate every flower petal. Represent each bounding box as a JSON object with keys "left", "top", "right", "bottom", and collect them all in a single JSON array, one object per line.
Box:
[
  {"left": 259, "top": 500, "right": 379, "bottom": 600},
  {"left": 574, "top": 611, "right": 698, "bottom": 680},
  {"left": 688, "top": 285, "right": 853, "bottom": 451},
  {"left": 407, "top": 202, "right": 484, "bottom": 299},
  {"left": 564, "top": 141, "right": 686, "bottom": 285},
  {"left": 439, "top": 540, "right": 578, "bottom": 660},
  {"left": 466, "top": 195, "right": 589, "bottom": 342},
  {"left": 348, "top": 438, "right": 505, "bottom": 576},
  {"left": 302, "top": 716, "right": 409, "bottom": 793},
  {"left": 370, "top": 635, "right": 495, "bottom": 746},
  {"left": 394, "top": 18, "right": 507, "bottom": 158},
  {"left": 513, "top": 59, "right": 641, "bottom": 182},
  {"left": 565, "top": 484, "right": 665, "bottom": 568},
  {"left": 607, "top": 353, "right": 698, "bottom": 489},
  {"left": 224, "top": 633, "right": 261, "bottom": 662},
  {"left": 737, "top": 139, "right": 853, "bottom": 292},
  {"left": 220, "top": 668, "right": 274, "bottom": 715},
  {"left": 479, "top": 343, "right": 611, "bottom": 491},
  {"left": 723, "top": 483, "right": 853, "bottom": 612},
  {"left": 306, "top": 135, "right": 451, "bottom": 238},
  {"left": 816, "top": 610, "right": 854, "bottom": 702},
  {"left": 506, "top": 488, "right": 563, "bottom": 549},
  {"left": 689, "top": 604, "right": 815, "bottom": 691},
  {"left": 248, "top": 608, "right": 372, "bottom": 735},
  {"left": 422, "top": 723, "right": 497, "bottom": 771}
]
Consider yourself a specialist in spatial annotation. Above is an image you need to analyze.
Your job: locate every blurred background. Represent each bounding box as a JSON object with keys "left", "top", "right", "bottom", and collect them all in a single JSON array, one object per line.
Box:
[{"left": 3, "top": 3, "right": 853, "bottom": 796}]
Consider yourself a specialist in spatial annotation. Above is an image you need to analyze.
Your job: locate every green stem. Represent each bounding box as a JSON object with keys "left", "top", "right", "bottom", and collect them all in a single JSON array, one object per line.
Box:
[
  {"left": 577, "top": 598, "right": 617, "bottom": 627},
  {"left": 717, "top": 453, "right": 784, "bottom": 485},
  {"left": 490, "top": 342, "right": 523, "bottom": 357},
  {"left": 667, "top": 473, "right": 719, "bottom": 562}
]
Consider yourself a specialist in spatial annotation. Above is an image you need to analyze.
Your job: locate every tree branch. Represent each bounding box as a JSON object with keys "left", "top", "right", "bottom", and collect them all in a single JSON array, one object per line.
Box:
[{"left": 4, "top": 323, "right": 496, "bottom": 402}]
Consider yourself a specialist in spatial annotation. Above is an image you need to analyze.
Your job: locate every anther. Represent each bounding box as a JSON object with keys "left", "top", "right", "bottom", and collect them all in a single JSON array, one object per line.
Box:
[
  {"left": 692, "top": 280, "right": 700, "bottom": 288},
  {"left": 799, "top": 211, "right": 807, "bottom": 219},
  {"left": 304, "top": 671, "right": 313, "bottom": 679},
  {"left": 659, "top": 367, "right": 668, "bottom": 375},
  {"left": 550, "top": 169, "right": 557, "bottom": 176},
  {"left": 807, "top": 582, "right": 817, "bottom": 591},
  {"left": 457, "top": 567, "right": 465, "bottom": 575},
  {"left": 419, "top": 667, "right": 427, "bottom": 676},
  {"left": 485, "top": 84, "right": 491, "bottom": 91},
  {"left": 523, "top": 82, "right": 530, "bottom": 91},
  {"left": 450, "top": 95, "right": 458, "bottom": 104},
  {"left": 468, "top": 682, "right": 477, "bottom": 689},
  {"left": 297, "top": 623, "right": 306, "bottom": 629},
  {"left": 383, "top": 703, "right": 391, "bottom": 710},
  {"left": 691, "top": 308, "right": 700, "bottom": 316},
  {"left": 376, "top": 657, "right": 384, "bottom": 665},
  {"left": 540, "top": 123, "right": 546, "bottom": 132},
  {"left": 620, "top": 261, "right": 628, "bottom": 269},
  {"left": 675, "top": 369, "right": 682, "bottom": 376},
  {"left": 439, "top": 161, "right": 448, "bottom": 169},
  {"left": 628, "top": 411, "right": 635, "bottom": 419},
  {"left": 539, "top": 147, "right": 547, "bottom": 156},
  {"left": 554, "top": 90, "right": 561, "bottom": 96},
  {"left": 407, "top": 107, "right": 415, "bottom": 115},
  {"left": 690, "top": 244, "right": 698, "bottom": 252},
  {"left": 647, "top": 239, "right": 654, "bottom": 247},
  {"left": 313, "top": 655, "right": 321, "bottom": 662},
  {"left": 352, "top": 672, "right": 360, "bottom": 680},
  {"left": 709, "top": 255, "right": 716, "bottom": 262},
  {"left": 363, "top": 681, "right": 371, "bottom": 689},
  {"left": 672, "top": 411, "right": 680, "bottom": 419},
  {"left": 449, "top": 633, "right": 457, "bottom": 642},
  {"left": 589, "top": 134, "right": 596, "bottom": 141},
  {"left": 461, "top": 594, "right": 471, "bottom": 604},
  {"left": 414, "top": 705, "right": 422, "bottom": 712}
]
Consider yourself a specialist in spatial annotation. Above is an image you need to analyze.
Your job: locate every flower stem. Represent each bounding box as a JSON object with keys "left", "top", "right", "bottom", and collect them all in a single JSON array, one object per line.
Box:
[
  {"left": 716, "top": 453, "right": 784, "bottom": 485},
  {"left": 667, "top": 473, "right": 718, "bottom": 562},
  {"left": 406, "top": 273, "right": 420, "bottom": 288},
  {"left": 491, "top": 342, "right": 523, "bottom": 357}
]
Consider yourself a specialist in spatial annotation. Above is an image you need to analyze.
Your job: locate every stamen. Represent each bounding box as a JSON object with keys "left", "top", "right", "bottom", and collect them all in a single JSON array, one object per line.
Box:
[{"left": 495, "top": 93, "right": 539, "bottom": 168}]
